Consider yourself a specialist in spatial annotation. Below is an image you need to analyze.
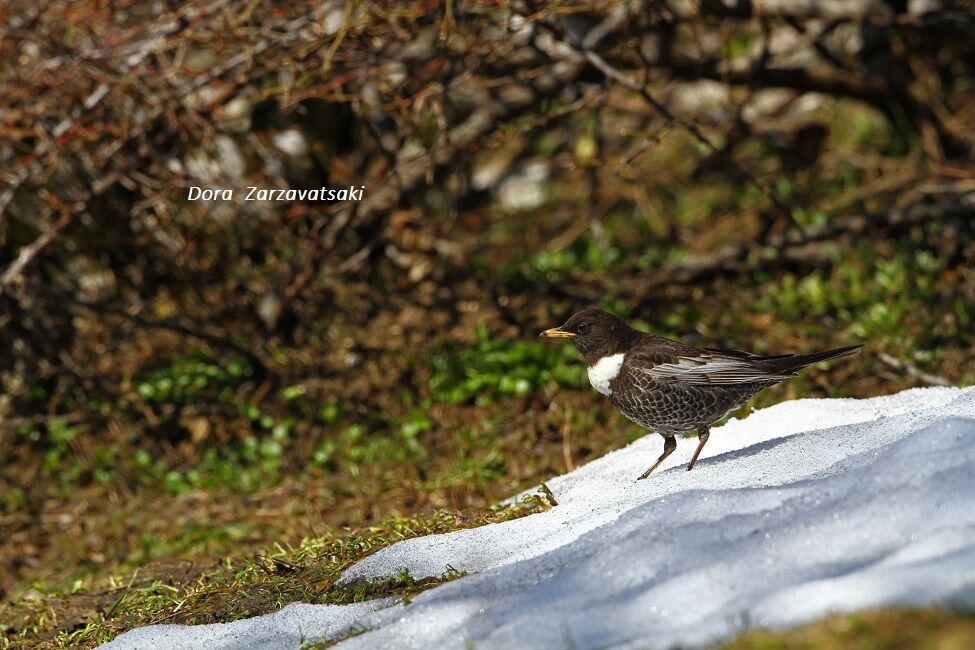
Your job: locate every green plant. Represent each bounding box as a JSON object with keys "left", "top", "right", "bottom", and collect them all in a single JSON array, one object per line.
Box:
[
  {"left": 136, "top": 355, "right": 252, "bottom": 405},
  {"left": 429, "top": 324, "right": 582, "bottom": 405},
  {"left": 503, "top": 234, "right": 622, "bottom": 284}
]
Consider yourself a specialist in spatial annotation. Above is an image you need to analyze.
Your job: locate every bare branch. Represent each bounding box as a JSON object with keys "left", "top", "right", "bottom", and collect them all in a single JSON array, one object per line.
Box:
[
  {"left": 0, "top": 214, "right": 72, "bottom": 298},
  {"left": 877, "top": 352, "right": 952, "bottom": 387}
]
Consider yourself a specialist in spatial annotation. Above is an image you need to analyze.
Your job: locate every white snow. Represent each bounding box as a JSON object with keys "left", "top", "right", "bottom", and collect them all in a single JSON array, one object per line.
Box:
[
  {"left": 100, "top": 386, "right": 975, "bottom": 650},
  {"left": 99, "top": 600, "right": 393, "bottom": 650}
]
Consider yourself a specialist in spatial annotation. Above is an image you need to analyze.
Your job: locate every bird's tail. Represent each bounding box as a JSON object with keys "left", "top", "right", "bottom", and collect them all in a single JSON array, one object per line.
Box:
[{"left": 757, "top": 345, "right": 863, "bottom": 375}]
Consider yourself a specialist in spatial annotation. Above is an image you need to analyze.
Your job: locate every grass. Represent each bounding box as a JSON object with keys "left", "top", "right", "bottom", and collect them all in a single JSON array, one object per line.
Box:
[
  {"left": 12, "top": 328, "right": 585, "bottom": 499},
  {"left": 722, "top": 608, "right": 975, "bottom": 650},
  {"left": 1, "top": 497, "right": 551, "bottom": 649}
]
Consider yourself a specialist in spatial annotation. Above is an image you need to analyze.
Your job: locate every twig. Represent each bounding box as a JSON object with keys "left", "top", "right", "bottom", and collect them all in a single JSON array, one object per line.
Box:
[
  {"left": 877, "top": 352, "right": 952, "bottom": 388},
  {"left": 615, "top": 192, "right": 975, "bottom": 301},
  {"left": 561, "top": 412, "right": 575, "bottom": 473},
  {"left": 0, "top": 411, "right": 89, "bottom": 432},
  {"left": 66, "top": 299, "right": 269, "bottom": 375},
  {"left": 0, "top": 214, "right": 73, "bottom": 298},
  {"left": 0, "top": 0, "right": 237, "bottom": 221},
  {"left": 526, "top": 7, "right": 802, "bottom": 233},
  {"left": 286, "top": 51, "right": 592, "bottom": 289}
]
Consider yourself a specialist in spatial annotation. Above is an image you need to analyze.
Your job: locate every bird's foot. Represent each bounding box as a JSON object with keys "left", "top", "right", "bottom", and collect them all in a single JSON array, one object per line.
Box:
[{"left": 635, "top": 467, "right": 656, "bottom": 481}]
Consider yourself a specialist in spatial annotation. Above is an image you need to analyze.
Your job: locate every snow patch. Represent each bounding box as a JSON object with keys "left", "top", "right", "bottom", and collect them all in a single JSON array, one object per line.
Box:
[
  {"left": 99, "top": 600, "right": 394, "bottom": 650},
  {"left": 100, "top": 386, "right": 975, "bottom": 650}
]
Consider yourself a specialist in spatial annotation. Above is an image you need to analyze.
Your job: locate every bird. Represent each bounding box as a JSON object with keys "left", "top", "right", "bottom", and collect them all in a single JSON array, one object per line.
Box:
[{"left": 541, "top": 308, "right": 861, "bottom": 480}]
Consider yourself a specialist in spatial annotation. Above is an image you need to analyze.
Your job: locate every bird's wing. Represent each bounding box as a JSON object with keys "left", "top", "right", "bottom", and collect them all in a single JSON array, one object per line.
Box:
[{"left": 635, "top": 348, "right": 795, "bottom": 385}]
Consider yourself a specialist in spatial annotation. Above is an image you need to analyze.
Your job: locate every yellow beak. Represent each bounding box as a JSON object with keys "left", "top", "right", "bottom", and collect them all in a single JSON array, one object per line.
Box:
[{"left": 540, "top": 327, "right": 575, "bottom": 339}]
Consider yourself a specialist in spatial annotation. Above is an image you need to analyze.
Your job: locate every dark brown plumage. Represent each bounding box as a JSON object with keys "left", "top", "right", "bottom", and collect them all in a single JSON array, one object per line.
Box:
[{"left": 541, "top": 308, "right": 862, "bottom": 480}]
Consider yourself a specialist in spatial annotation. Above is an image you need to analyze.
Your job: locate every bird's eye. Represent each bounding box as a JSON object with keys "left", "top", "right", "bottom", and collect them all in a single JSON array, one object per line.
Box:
[{"left": 577, "top": 323, "right": 588, "bottom": 334}]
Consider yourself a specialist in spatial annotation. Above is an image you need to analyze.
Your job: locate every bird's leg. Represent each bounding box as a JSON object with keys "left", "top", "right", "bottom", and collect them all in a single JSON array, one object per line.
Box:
[
  {"left": 686, "top": 427, "right": 711, "bottom": 472},
  {"left": 637, "top": 435, "right": 676, "bottom": 480}
]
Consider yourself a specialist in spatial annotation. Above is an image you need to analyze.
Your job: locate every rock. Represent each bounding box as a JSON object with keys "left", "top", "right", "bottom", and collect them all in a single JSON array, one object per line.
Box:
[
  {"left": 497, "top": 159, "right": 550, "bottom": 211},
  {"left": 271, "top": 129, "right": 310, "bottom": 158},
  {"left": 184, "top": 136, "right": 246, "bottom": 183}
]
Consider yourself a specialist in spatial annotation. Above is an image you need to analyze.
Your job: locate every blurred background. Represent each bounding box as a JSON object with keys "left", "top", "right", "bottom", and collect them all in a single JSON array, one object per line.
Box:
[{"left": 2, "top": 0, "right": 975, "bottom": 644}]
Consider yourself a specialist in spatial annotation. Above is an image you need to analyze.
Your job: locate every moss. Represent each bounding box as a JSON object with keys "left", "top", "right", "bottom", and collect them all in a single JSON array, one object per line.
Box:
[
  {"left": 1, "top": 496, "right": 550, "bottom": 649},
  {"left": 722, "top": 608, "right": 975, "bottom": 650}
]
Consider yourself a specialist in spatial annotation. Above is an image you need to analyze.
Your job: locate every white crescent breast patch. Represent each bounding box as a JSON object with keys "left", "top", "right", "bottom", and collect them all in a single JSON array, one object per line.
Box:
[{"left": 587, "top": 353, "right": 625, "bottom": 396}]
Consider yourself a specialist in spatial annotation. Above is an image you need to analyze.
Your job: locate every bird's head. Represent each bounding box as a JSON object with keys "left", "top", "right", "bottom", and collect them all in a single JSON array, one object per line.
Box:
[{"left": 540, "top": 308, "right": 635, "bottom": 364}]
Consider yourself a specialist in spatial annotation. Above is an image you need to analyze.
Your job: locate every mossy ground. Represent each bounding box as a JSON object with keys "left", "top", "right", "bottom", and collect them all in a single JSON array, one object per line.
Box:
[
  {"left": 1, "top": 499, "right": 548, "bottom": 648},
  {"left": 722, "top": 609, "right": 975, "bottom": 650}
]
